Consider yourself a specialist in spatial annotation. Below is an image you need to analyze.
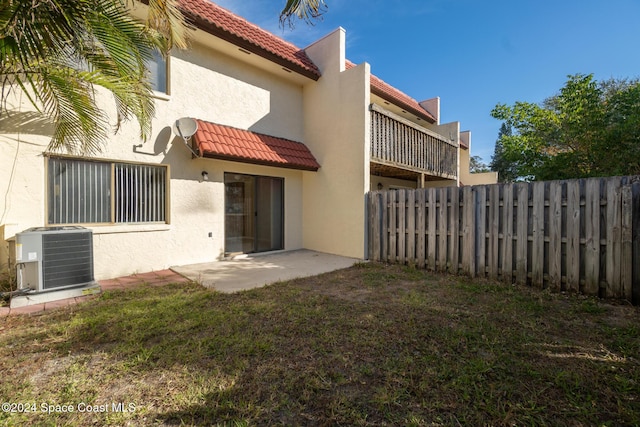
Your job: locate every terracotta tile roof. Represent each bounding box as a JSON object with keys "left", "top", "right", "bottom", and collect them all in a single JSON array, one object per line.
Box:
[
  {"left": 178, "top": 0, "right": 320, "bottom": 80},
  {"left": 177, "top": 1, "right": 432, "bottom": 121},
  {"left": 346, "top": 61, "right": 436, "bottom": 123},
  {"left": 193, "top": 119, "right": 320, "bottom": 171}
]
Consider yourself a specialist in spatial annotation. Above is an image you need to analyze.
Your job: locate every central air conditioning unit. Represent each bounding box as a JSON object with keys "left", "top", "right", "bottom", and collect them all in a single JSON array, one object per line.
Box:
[{"left": 15, "top": 226, "right": 95, "bottom": 293}]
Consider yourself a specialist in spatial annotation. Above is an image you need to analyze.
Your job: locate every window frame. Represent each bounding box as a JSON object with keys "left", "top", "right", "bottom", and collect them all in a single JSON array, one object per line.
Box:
[
  {"left": 45, "top": 155, "right": 171, "bottom": 226},
  {"left": 147, "top": 48, "right": 170, "bottom": 97}
]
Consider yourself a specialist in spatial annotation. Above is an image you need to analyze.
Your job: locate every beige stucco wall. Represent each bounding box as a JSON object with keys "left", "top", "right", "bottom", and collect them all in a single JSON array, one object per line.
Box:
[
  {"left": 0, "top": 35, "right": 308, "bottom": 280},
  {"left": 459, "top": 131, "right": 498, "bottom": 186},
  {"left": 370, "top": 176, "right": 418, "bottom": 191},
  {"left": 302, "top": 29, "right": 371, "bottom": 259}
]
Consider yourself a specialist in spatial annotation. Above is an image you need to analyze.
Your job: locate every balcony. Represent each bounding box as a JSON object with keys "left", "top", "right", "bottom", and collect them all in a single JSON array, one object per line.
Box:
[{"left": 370, "top": 104, "right": 458, "bottom": 181}]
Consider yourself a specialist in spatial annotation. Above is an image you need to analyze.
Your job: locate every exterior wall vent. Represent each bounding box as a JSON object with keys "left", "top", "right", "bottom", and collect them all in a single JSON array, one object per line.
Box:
[{"left": 15, "top": 226, "right": 95, "bottom": 293}]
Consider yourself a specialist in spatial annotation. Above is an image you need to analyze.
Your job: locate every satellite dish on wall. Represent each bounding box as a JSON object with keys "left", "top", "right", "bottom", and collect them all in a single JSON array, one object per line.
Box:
[
  {"left": 173, "top": 117, "right": 198, "bottom": 140},
  {"left": 173, "top": 117, "right": 200, "bottom": 157}
]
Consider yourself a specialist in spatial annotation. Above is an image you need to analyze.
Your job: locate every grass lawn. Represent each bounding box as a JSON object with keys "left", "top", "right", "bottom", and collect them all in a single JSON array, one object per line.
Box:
[{"left": 1, "top": 262, "right": 639, "bottom": 426}]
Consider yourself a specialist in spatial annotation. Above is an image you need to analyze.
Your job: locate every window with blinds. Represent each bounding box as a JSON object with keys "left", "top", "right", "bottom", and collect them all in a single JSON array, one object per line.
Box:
[{"left": 47, "top": 157, "right": 168, "bottom": 225}]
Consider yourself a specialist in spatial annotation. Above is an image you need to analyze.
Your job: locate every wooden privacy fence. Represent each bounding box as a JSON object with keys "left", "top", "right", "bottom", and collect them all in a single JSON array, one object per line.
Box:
[{"left": 367, "top": 176, "right": 640, "bottom": 304}]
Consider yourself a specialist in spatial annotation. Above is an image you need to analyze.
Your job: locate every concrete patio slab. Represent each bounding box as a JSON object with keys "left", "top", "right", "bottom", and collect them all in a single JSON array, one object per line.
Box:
[{"left": 171, "top": 249, "right": 362, "bottom": 293}]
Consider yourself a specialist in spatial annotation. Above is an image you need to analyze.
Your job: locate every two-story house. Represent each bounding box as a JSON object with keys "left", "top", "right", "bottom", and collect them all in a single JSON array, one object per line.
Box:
[{"left": 0, "top": 0, "right": 496, "bottom": 281}]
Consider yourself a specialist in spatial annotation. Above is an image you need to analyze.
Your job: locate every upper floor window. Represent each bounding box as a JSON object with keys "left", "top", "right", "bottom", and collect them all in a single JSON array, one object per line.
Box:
[
  {"left": 47, "top": 156, "right": 169, "bottom": 225},
  {"left": 146, "top": 49, "right": 169, "bottom": 94}
]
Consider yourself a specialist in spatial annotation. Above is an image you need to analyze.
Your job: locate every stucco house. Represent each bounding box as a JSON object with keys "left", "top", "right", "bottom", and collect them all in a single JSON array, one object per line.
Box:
[{"left": 0, "top": 0, "right": 496, "bottom": 282}]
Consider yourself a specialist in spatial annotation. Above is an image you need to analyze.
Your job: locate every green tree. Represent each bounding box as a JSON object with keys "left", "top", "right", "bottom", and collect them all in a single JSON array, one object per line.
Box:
[
  {"left": 0, "top": 0, "right": 188, "bottom": 153},
  {"left": 469, "top": 155, "right": 490, "bottom": 173},
  {"left": 491, "top": 74, "right": 640, "bottom": 181},
  {"left": 490, "top": 123, "right": 519, "bottom": 182}
]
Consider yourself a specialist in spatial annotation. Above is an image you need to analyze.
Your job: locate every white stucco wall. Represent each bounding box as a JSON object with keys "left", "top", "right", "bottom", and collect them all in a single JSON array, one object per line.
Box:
[
  {"left": 302, "top": 29, "right": 371, "bottom": 259},
  {"left": 0, "top": 36, "right": 308, "bottom": 280}
]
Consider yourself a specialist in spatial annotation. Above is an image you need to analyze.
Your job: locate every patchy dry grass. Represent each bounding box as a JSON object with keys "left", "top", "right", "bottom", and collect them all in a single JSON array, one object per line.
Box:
[{"left": 0, "top": 263, "right": 639, "bottom": 426}]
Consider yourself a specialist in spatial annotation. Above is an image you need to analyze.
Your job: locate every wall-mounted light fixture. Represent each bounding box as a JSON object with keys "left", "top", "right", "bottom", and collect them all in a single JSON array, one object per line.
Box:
[
  {"left": 377, "top": 182, "right": 383, "bottom": 190},
  {"left": 201, "top": 171, "right": 209, "bottom": 182}
]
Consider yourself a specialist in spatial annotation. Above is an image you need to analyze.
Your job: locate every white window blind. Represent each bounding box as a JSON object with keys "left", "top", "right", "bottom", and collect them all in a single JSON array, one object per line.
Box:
[{"left": 48, "top": 157, "right": 167, "bottom": 225}]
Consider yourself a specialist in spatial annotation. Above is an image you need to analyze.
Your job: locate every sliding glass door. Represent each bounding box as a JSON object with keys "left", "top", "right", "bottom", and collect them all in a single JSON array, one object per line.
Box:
[{"left": 224, "top": 173, "right": 283, "bottom": 254}]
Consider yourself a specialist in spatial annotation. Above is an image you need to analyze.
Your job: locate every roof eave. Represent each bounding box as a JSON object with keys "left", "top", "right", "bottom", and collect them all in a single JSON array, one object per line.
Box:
[
  {"left": 201, "top": 152, "right": 320, "bottom": 171},
  {"left": 185, "top": 13, "right": 321, "bottom": 81},
  {"left": 371, "top": 86, "right": 437, "bottom": 124}
]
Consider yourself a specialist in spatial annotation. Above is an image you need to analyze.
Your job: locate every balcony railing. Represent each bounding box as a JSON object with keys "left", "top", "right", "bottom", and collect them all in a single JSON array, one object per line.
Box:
[{"left": 370, "top": 104, "right": 458, "bottom": 180}]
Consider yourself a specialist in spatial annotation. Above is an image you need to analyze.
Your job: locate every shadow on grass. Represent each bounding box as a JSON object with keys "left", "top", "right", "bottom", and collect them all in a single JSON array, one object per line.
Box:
[{"left": 2, "top": 263, "right": 639, "bottom": 426}]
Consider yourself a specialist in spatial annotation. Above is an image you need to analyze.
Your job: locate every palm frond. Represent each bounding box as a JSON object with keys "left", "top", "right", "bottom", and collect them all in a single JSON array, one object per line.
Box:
[
  {"left": 280, "top": 0, "right": 327, "bottom": 27},
  {"left": 0, "top": 0, "right": 171, "bottom": 154},
  {"left": 145, "top": 0, "right": 189, "bottom": 51}
]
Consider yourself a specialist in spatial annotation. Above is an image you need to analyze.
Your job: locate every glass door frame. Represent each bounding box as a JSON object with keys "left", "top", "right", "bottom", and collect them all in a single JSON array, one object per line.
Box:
[{"left": 223, "top": 172, "right": 284, "bottom": 255}]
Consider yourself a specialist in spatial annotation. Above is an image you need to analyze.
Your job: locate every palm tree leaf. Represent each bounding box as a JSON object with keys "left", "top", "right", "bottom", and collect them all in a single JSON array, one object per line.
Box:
[{"left": 280, "top": 0, "right": 327, "bottom": 27}]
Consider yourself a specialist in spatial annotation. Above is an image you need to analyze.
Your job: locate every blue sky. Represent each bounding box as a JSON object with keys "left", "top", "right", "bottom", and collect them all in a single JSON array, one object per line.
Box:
[{"left": 214, "top": 0, "right": 640, "bottom": 163}]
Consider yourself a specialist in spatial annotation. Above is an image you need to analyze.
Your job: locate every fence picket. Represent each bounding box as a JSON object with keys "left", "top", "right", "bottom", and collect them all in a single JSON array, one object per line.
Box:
[
  {"left": 450, "top": 187, "right": 460, "bottom": 273},
  {"left": 398, "top": 189, "right": 406, "bottom": 264},
  {"left": 502, "top": 184, "right": 514, "bottom": 282},
  {"left": 407, "top": 189, "right": 416, "bottom": 265},
  {"left": 417, "top": 190, "right": 426, "bottom": 268},
  {"left": 389, "top": 190, "right": 397, "bottom": 263},
  {"left": 476, "top": 186, "right": 487, "bottom": 277},
  {"left": 621, "top": 185, "right": 633, "bottom": 301},
  {"left": 584, "top": 179, "right": 600, "bottom": 295},
  {"left": 438, "top": 188, "right": 448, "bottom": 272},
  {"left": 381, "top": 191, "right": 388, "bottom": 262},
  {"left": 606, "top": 179, "right": 622, "bottom": 298},
  {"left": 566, "top": 180, "right": 580, "bottom": 292},
  {"left": 515, "top": 183, "right": 528, "bottom": 285},
  {"left": 531, "top": 182, "right": 545, "bottom": 288},
  {"left": 462, "top": 186, "right": 475, "bottom": 277},
  {"left": 371, "top": 193, "right": 380, "bottom": 261},
  {"left": 427, "top": 188, "right": 437, "bottom": 270},
  {"left": 548, "top": 181, "right": 563, "bottom": 291},
  {"left": 488, "top": 185, "right": 500, "bottom": 280}
]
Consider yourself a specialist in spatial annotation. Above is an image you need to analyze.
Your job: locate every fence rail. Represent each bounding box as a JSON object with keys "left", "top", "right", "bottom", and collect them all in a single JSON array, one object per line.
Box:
[{"left": 367, "top": 176, "right": 640, "bottom": 304}]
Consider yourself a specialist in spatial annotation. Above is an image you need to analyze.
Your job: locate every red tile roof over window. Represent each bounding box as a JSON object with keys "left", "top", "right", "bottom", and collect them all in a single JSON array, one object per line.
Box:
[
  {"left": 178, "top": 0, "right": 320, "bottom": 80},
  {"left": 193, "top": 120, "right": 320, "bottom": 171}
]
